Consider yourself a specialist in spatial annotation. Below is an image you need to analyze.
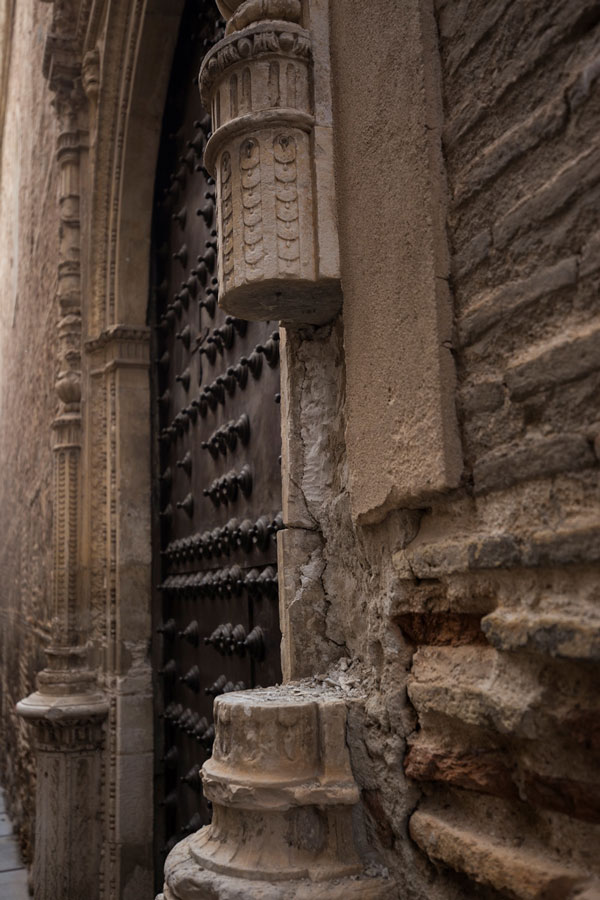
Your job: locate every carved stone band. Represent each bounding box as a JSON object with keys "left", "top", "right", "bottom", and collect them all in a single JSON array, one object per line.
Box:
[
  {"left": 198, "top": 18, "right": 342, "bottom": 325},
  {"left": 203, "top": 107, "right": 313, "bottom": 173},
  {"left": 198, "top": 23, "right": 311, "bottom": 111}
]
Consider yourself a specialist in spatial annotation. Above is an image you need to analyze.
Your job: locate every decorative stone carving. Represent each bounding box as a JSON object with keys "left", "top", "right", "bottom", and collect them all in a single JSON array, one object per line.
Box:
[
  {"left": 158, "top": 686, "right": 395, "bottom": 899},
  {"left": 17, "top": 3, "right": 108, "bottom": 898},
  {"left": 217, "top": 0, "right": 301, "bottom": 35},
  {"left": 199, "top": 2, "right": 342, "bottom": 325}
]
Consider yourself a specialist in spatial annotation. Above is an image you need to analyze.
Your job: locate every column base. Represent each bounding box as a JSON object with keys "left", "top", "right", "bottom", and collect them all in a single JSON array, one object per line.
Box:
[
  {"left": 16, "top": 686, "right": 108, "bottom": 900},
  {"left": 157, "top": 686, "right": 396, "bottom": 900},
  {"left": 159, "top": 834, "right": 395, "bottom": 899}
]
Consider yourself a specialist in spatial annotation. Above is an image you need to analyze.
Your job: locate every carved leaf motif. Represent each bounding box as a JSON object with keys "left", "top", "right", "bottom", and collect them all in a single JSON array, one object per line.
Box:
[
  {"left": 243, "top": 208, "right": 262, "bottom": 227},
  {"left": 239, "top": 141, "right": 264, "bottom": 272},
  {"left": 276, "top": 220, "right": 299, "bottom": 240},
  {"left": 242, "top": 192, "right": 261, "bottom": 210},
  {"left": 274, "top": 134, "right": 299, "bottom": 274},
  {"left": 274, "top": 136, "right": 296, "bottom": 164},
  {"left": 220, "top": 152, "right": 235, "bottom": 287},
  {"left": 276, "top": 206, "right": 299, "bottom": 223},
  {"left": 276, "top": 185, "right": 297, "bottom": 203},
  {"left": 241, "top": 169, "right": 261, "bottom": 190},
  {"left": 278, "top": 243, "right": 300, "bottom": 261},
  {"left": 245, "top": 246, "right": 264, "bottom": 265}
]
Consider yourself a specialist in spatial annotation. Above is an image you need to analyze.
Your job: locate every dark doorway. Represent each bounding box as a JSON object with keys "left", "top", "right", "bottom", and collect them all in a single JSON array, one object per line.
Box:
[{"left": 149, "top": 1, "right": 283, "bottom": 886}]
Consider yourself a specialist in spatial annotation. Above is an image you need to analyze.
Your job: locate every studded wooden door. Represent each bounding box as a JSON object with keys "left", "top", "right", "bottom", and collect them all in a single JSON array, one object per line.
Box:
[{"left": 150, "top": 1, "right": 283, "bottom": 878}]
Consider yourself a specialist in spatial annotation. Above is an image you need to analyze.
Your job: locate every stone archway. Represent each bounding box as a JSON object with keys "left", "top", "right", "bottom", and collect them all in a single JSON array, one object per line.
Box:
[{"left": 84, "top": 1, "right": 187, "bottom": 895}]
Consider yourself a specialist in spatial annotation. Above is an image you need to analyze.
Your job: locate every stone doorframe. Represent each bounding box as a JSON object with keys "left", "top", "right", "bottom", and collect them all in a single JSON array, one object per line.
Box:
[
  {"left": 17, "top": 0, "right": 461, "bottom": 897},
  {"left": 18, "top": 0, "right": 186, "bottom": 896}
]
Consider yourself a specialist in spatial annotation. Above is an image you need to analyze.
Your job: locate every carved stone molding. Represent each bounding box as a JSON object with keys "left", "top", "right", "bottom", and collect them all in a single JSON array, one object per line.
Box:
[
  {"left": 17, "top": 4, "right": 108, "bottom": 897},
  {"left": 199, "top": 1, "right": 342, "bottom": 325},
  {"left": 85, "top": 324, "right": 151, "bottom": 372},
  {"left": 17, "top": 692, "right": 108, "bottom": 900},
  {"left": 158, "top": 687, "right": 395, "bottom": 899},
  {"left": 217, "top": 0, "right": 301, "bottom": 34}
]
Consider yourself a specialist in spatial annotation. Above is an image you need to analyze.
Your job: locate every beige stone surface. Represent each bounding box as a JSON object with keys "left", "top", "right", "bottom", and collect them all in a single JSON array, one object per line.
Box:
[
  {"left": 330, "top": 0, "right": 462, "bottom": 525},
  {"left": 0, "top": 0, "right": 58, "bottom": 867},
  {"left": 199, "top": 11, "right": 342, "bottom": 324},
  {"left": 0, "top": 1, "right": 599, "bottom": 900},
  {"left": 160, "top": 686, "right": 395, "bottom": 898}
]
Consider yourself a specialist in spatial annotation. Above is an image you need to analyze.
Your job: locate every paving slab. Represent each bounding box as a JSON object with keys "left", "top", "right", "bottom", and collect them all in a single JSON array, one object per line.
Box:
[
  {"left": 0, "top": 835, "right": 23, "bottom": 871},
  {"left": 0, "top": 812, "right": 13, "bottom": 838},
  {"left": 0, "top": 867, "right": 30, "bottom": 897}
]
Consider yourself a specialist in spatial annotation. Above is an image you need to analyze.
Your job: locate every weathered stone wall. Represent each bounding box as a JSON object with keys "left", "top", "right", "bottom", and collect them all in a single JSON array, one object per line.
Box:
[
  {"left": 280, "top": 0, "right": 600, "bottom": 897},
  {"left": 0, "top": 1, "right": 598, "bottom": 898},
  {"left": 0, "top": 0, "right": 57, "bottom": 863},
  {"left": 407, "top": 0, "right": 600, "bottom": 894}
]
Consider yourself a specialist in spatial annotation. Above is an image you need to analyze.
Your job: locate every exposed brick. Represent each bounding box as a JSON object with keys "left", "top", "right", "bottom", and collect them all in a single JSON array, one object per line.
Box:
[
  {"left": 466, "top": 534, "right": 521, "bottom": 570},
  {"left": 493, "top": 145, "right": 600, "bottom": 250},
  {"left": 472, "top": 433, "right": 596, "bottom": 495},
  {"left": 522, "top": 525, "right": 600, "bottom": 567},
  {"left": 453, "top": 97, "right": 568, "bottom": 207},
  {"left": 505, "top": 326, "right": 600, "bottom": 399},
  {"left": 580, "top": 230, "right": 600, "bottom": 279},
  {"left": 395, "top": 613, "right": 486, "bottom": 646},
  {"left": 452, "top": 227, "right": 491, "bottom": 280},
  {"left": 482, "top": 608, "right": 600, "bottom": 661},
  {"left": 459, "top": 257, "right": 578, "bottom": 346},
  {"left": 405, "top": 743, "right": 517, "bottom": 800},
  {"left": 521, "top": 771, "right": 600, "bottom": 823},
  {"left": 406, "top": 525, "right": 600, "bottom": 579},
  {"left": 559, "top": 710, "right": 600, "bottom": 752},
  {"left": 567, "top": 53, "right": 600, "bottom": 112},
  {"left": 410, "top": 809, "right": 587, "bottom": 899}
]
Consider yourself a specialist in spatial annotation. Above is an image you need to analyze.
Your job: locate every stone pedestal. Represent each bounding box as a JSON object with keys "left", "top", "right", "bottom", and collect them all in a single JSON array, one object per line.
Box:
[
  {"left": 17, "top": 688, "right": 108, "bottom": 900},
  {"left": 157, "top": 687, "right": 395, "bottom": 899}
]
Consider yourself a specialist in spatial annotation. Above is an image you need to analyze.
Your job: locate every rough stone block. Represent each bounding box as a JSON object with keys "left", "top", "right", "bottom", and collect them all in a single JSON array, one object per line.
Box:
[
  {"left": 410, "top": 809, "right": 587, "bottom": 899},
  {"left": 473, "top": 433, "right": 595, "bottom": 495},
  {"left": 332, "top": 0, "right": 462, "bottom": 524},
  {"left": 459, "top": 256, "right": 578, "bottom": 346}
]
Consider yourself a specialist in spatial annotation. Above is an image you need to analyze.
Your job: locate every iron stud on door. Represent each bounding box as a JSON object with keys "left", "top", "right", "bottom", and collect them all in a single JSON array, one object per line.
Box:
[{"left": 151, "top": 1, "right": 282, "bottom": 864}]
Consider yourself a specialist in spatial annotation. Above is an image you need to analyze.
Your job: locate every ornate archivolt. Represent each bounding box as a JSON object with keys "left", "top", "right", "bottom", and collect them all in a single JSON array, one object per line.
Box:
[{"left": 16, "top": 1, "right": 109, "bottom": 897}]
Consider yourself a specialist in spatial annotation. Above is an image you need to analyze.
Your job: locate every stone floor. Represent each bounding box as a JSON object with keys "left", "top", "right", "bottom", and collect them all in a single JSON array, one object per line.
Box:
[{"left": 0, "top": 791, "right": 30, "bottom": 897}]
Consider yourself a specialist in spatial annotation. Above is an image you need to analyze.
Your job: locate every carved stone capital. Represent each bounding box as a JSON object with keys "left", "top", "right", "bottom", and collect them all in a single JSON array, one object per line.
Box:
[
  {"left": 199, "top": 3, "right": 342, "bottom": 325},
  {"left": 217, "top": 0, "right": 302, "bottom": 35},
  {"left": 85, "top": 324, "right": 151, "bottom": 373},
  {"left": 158, "top": 686, "right": 395, "bottom": 899},
  {"left": 17, "top": 689, "right": 108, "bottom": 743}
]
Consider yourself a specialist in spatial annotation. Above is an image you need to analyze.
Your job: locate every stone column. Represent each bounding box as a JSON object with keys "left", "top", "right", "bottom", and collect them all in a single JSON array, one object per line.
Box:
[
  {"left": 16, "top": 9, "right": 108, "bottom": 897},
  {"left": 199, "top": 0, "right": 342, "bottom": 325},
  {"left": 158, "top": 687, "right": 395, "bottom": 899}
]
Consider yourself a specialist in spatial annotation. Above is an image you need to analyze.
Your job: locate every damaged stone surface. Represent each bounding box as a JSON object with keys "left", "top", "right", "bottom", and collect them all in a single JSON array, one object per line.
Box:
[{"left": 158, "top": 686, "right": 396, "bottom": 898}]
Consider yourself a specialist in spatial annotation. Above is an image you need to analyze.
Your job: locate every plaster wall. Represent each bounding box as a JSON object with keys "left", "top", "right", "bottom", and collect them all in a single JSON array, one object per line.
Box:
[{"left": 0, "top": 0, "right": 57, "bottom": 865}]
